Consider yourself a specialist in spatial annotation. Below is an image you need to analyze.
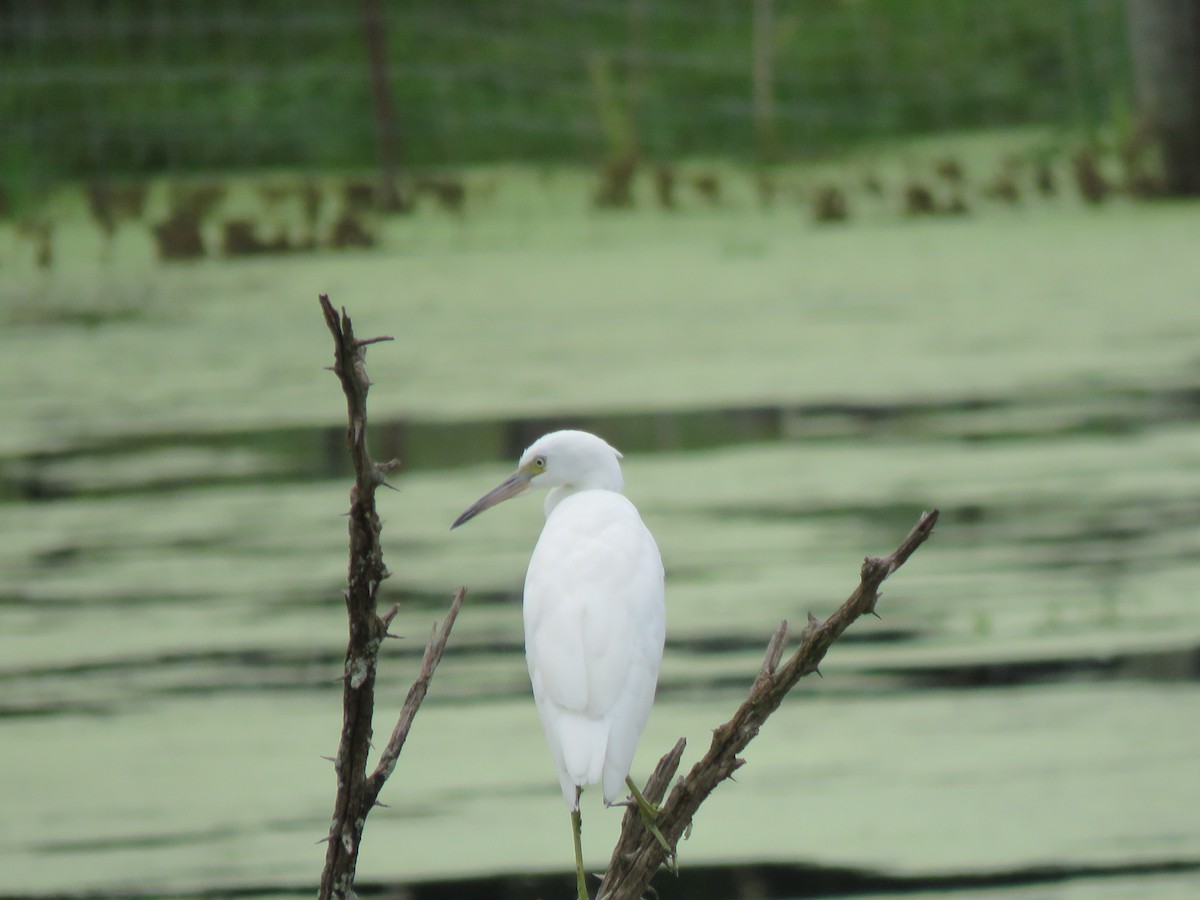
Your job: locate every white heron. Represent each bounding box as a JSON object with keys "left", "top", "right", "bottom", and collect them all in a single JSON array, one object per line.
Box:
[{"left": 452, "top": 430, "right": 667, "bottom": 899}]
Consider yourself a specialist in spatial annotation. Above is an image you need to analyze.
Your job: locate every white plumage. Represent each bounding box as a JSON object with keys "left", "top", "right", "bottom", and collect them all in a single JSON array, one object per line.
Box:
[
  {"left": 525, "top": 484, "right": 665, "bottom": 807},
  {"left": 453, "top": 431, "right": 666, "bottom": 816}
]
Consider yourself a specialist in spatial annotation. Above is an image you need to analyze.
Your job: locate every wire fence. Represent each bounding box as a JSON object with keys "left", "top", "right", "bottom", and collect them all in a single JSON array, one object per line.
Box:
[{"left": 2, "top": 0, "right": 1133, "bottom": 180}]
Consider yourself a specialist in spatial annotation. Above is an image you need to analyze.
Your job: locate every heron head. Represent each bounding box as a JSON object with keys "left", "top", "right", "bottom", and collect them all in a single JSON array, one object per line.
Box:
[{"left": 451, "top": 430, "right": 623, "bottom": 529}]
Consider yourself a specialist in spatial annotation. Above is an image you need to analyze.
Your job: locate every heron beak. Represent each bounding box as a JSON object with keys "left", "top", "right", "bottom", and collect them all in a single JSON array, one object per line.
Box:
[{"left": 451, "top": 470, "right": 532, "bottom": 529}]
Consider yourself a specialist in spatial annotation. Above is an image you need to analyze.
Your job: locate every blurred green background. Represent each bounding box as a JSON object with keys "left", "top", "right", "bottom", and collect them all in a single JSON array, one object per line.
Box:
[
  {"left": 2, "top": 0, "right": 1130, "bottom": 177},
  {"left": 2, "top": 2, "right": 1199, "bottom": 900}
]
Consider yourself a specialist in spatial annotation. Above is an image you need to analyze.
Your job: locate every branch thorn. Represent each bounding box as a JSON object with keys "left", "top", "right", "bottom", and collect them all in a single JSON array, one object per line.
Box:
[{"left": 355, "top": 335, "right": 395, "bottom": 348}]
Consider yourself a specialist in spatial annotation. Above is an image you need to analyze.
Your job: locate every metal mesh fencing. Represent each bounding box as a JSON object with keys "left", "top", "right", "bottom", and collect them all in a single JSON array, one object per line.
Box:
[{"left": 1, "top": 0, "right": 1133, "bottom": 180}]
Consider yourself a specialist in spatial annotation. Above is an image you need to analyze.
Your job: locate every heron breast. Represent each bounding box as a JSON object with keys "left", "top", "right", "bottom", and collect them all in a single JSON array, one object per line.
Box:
[{"left": 523, "top": 490, "right": 665, "bottom": 720}]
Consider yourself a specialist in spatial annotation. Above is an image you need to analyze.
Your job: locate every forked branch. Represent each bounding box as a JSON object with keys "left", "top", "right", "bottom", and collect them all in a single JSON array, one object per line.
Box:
[
  {"left": 598, "top": 509, "right": 940, "bottom": 899},
  {"left": 317, "top": 294, "right": 463, "bottom": 900}
]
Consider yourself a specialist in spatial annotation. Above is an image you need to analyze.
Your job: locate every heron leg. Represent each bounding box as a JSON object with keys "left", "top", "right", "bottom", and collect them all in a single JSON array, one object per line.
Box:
[
  {"left": 571, "top": 787, "right": 588, "bottom": 900},
  {"left": 624, "top": 776, "right": 675, "bottom": 866}
]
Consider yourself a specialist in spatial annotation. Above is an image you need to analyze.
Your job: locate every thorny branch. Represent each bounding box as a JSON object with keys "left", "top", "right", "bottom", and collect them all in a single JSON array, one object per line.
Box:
[
  {"left": 316, "top": 294, "right": 464, "bottom": 900},
  {"left": 598, "top": 509, "right": 940, "bottom": 899}
]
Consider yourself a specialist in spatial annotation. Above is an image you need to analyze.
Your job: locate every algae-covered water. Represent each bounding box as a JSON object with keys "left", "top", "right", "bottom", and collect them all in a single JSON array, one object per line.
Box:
[{"left": 1, "top": 172, "right": 1198, "bottom": 898}]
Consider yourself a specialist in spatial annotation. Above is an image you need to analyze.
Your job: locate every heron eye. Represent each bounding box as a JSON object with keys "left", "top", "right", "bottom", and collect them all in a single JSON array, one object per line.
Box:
[{"left": 534, "top": 456, "right": 546, "bottom": 469}]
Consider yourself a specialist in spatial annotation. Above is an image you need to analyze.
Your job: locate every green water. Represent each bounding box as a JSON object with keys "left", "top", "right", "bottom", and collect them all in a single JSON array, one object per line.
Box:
[{"left": 1, "top": 172, "right": 1198, "bottom": 898}]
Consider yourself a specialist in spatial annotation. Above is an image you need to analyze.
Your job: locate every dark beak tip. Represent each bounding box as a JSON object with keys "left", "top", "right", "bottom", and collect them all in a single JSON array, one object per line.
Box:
[{"left": 451, "top": 508, "right": 479, "bottom": 530}]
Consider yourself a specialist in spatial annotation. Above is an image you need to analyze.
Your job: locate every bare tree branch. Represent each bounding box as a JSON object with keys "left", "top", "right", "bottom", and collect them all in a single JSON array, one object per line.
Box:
[
  {"left": 316, "top": 294, "right": 463, "bottom": 900},
  {"left": 367, "top": 586, "right": 466, "bottom": 803},
  {"left": 598, "top": 509, "right": 940, "bottom": 899}
]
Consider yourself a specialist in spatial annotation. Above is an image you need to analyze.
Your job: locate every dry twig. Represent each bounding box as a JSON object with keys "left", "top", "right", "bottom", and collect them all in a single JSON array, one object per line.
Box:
[
  {"left": 598, "top": 509, "right": 940, "bottom": 899},
  {"left": 316, "top": 294, "right": 464, "bottom": 900}
]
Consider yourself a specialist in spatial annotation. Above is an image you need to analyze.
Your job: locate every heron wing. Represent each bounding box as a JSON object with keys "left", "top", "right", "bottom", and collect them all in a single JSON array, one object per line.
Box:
[{"left": 524, "top": 490, "right": 665, "bottom": 800}]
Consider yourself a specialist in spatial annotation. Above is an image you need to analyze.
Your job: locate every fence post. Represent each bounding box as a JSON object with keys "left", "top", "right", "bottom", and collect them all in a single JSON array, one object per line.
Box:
[
  {"left": 752, "top": 0, "right": 777, "bottom": 161},
  {"left": 1125, "top": 0, "right": 1200, "bottom": 194},
  {"left": 360, "top": 0, "right": 408, "bottom": 210}
]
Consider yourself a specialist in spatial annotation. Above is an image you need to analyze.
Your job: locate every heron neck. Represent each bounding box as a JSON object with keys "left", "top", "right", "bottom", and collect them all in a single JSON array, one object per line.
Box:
[{"left": 543, "top": 482, "right": 621, "bottom": 518}]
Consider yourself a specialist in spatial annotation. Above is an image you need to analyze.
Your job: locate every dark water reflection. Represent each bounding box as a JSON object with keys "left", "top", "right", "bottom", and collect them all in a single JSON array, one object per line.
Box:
[
  {"left": 7, "top": 381, "right": 1199, "bottom": 502},
  {"left": 7, "top": 858, "right": 1190, "bottom": 900},
  {"left": 4, "top": 623, "right": 1195, "bottom": 722},
  {"left": 4, "top": 382, "right": 1200, "bottom": 712},
  {"left": 357, "top": 858, "right": 1200, "bottom": 900}
]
